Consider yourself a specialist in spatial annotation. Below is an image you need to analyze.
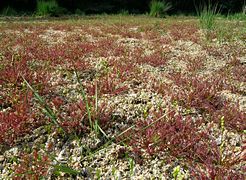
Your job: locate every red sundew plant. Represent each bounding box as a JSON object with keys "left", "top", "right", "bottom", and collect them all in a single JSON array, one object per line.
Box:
[
  {"left": 0, "top": 18, "right": 245, "bottom": 179},
  {"left": 186, "top": 56, "right": 205, "bottom": 73},
  {"left": 13, "top": 150, "right": 50, "bottom": 180},
  {"left": 58, "top": 100, "right": 88, "bottom": 133},
  {"left": 56, "top": 95, "right": 113, "bottom": 135},
  {"left": 0, "top": 59, "right": 49, "bottom": 146},
  {"left": 0, "top": 95, "right": 46, "bottom": 145},
  {"left": 111, "top": 62, "right": 140, "bottom": 82},
  {"left": 120, "top": 108, "right": 245, "bottom": 177},
  {"left": 129, "top": 47, "right": 145, "bottom": 62},
  {"left": 108, "top": 24, "right": 142, "bottom": 39},
  {"left": 0, "top": 111, "right": 27, "bottom": 145},
  {"left": 94, "top": 39, "right": 117, "bottom": 58},
  {"left": 126, "top": 110, "right": 218, "bottom": 159},
  {"left": 120, "top": 30, "right": 143, "bottom": 39},
  {"left": 0, "top": 60, "right": 51, "bottom": 96},
  {"left": 76, "top": 42, "right": 97, "bottom": 55},
  {"left": 111, "top": 45, "right": 128, "bottom": 57},
  {"left": 138, "top": 50, "right": 168, "bottom": 67},
  {"left": 203, "top": 44, "right": 225, "bottom": 58},
  {"left": 212, "top": 103, "right": 246, "bottom": 132},
  {"left": 131, "top": 45, "right": 169, "bottom": 68},
  {"left": 230, "top": 63, "right": 246, "bottom": 83},
  {"left": 189, "top": 161, "right": 245, "bottom": 179},
  {"left": 158, "top": 32, "right": 173, "bottom": 42},
  {"left": 150, "top": 78, "right": 171, "bottom": 96},
  {"left": 98, "top": 75, "right": 129, "bottom": 95},
  {"left": 152, "top": 71, "right": 245, "bottom": 132},
  {"left": 169, "top": 23, "right": 200, "bottom": 42},
  {"left": 167, "top": 72, "right": 226, "bottom": 113},
  {"left": 52, "top": 96, "right": 65, "bottom": 109},
  {"left": 0, "top": 55, "right": 28, "bottom": 85},
  {"left": 85, "top": 74, "right": 129, "bottom": 96}
]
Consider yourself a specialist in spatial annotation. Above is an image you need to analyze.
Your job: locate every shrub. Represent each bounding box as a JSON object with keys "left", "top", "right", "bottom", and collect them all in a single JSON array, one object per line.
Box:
[{"left": 149, "top": 0, "right": 172, "bottom": 17}]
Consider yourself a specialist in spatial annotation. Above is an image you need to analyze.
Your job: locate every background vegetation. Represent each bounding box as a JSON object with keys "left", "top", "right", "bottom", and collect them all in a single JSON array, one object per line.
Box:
[{"left": 0, "top": 0, "right": 245, "bottom": 16}]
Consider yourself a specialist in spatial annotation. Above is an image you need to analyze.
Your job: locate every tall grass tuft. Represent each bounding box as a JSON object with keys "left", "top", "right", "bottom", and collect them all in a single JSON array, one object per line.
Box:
[
  {"left": 1, "top": 6, "right": 17, "bottom": 16},
  {"left": 149, "top": 0, "right": 172, "bottom": 17},
  {"left": 243, "top": 0, "right": 246, "bottom": 14},
  {"left": 36, "top": 0, "right": 59, "bottom": 16},
  {"left": 227, "top": 1, "right": 246, "bottom": 21},
  {"left": 196, "top": 0, "right": 220, "bottom": 31}
]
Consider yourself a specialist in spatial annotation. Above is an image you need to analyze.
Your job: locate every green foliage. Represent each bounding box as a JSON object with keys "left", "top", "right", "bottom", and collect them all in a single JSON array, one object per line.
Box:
[
  {"left": 75, "top": 9, "right": 85, "bottom": 16},
  {"left": 74, "top": 70, "right": 108, "bottom": 139},
  {"left": 95, "top": 169, "right": 101, "bottom": 179},
  {"left": 128, "top": 158, "right": 134, "bottom": 176},
  {"left": 172, "top": 165, "right": 187, "bottom": 180},
  {"left": 0, "top": 0, "right": 245, "bottom": 16},
  {"left": 1, "top": 6, "right": 17, "bottom": 16},
  {"left": 118, "top": 9, "right": 129, "bottom": 16},
  {"left": 53, "top": 164, "right": 80, "bottom": 176},
  {"left": 36, "top": 0, "right": 66, "bottom": 16},
  {"left": 227, "top": 13, "right": 246, "bottom": 20},
  {"left": 74, "top": 69, "right": 93, "bottom": 129},
  {"left": 36, "top": 0, "right": 57, "bottom": 16},
  {"left": 196, "top": 1, "right": 220, "bottom": 30},
  {"left": 149, "top": 0, "right": 172, "bottom": 17}
]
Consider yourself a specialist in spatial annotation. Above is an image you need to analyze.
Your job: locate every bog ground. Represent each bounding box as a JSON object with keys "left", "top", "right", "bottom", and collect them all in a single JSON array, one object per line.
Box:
[{"left": 0, "top": 16, "right": 245, "bottom": 179}]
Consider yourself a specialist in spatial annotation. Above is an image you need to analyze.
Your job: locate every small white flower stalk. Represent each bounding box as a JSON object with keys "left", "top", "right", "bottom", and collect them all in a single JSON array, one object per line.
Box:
[{"left": 219, "top": 116, "right": 226, "bottom": 164}]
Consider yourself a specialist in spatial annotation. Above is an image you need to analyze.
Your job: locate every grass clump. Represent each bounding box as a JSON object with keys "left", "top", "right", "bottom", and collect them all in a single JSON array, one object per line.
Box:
[
  {"left": 36, "top": 0, "right": 65, "bottom": 16},
  {"left": 1, "top": 6, "right": 17, "bottom": 16},
  {"left": 227, "top": 13, "right": 246, "bottom": 21},
  {"left": 149, "top": 0, "right": 172, "bottom": 17},
  {"left": 196, "top": 1, "right": 220, "bottom": 31}
]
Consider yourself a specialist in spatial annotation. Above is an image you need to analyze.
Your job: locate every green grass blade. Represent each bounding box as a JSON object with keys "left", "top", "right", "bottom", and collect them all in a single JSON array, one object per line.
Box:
[
  {"left": 53, "top": 164, "right": 80, "bottom": 175},
  {"left": 74, "top": 68, "right": 93, "bottom": 129},
  {"left": 22, "top": 76, "right": 66, "bottom": 133}
]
